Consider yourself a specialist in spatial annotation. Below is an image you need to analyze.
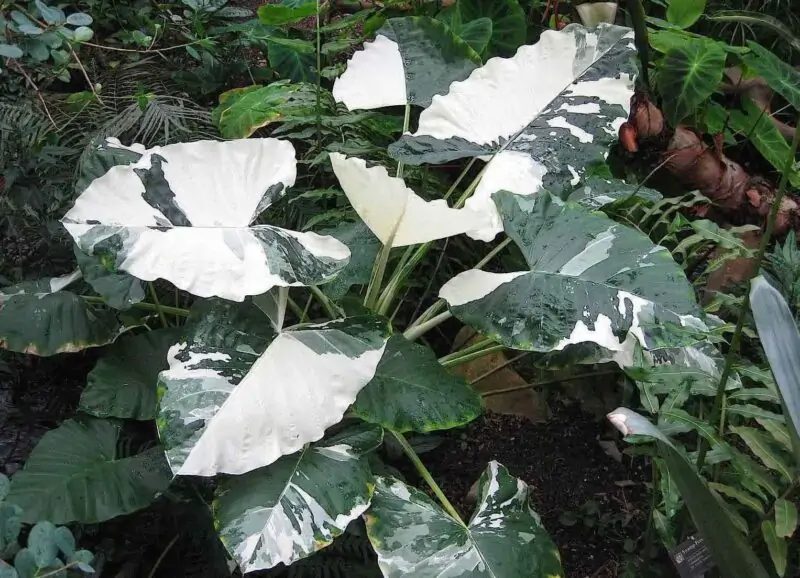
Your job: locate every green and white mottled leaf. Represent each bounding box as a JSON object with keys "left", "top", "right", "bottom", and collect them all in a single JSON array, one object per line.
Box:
[
  {"left": 62, "top": 138, "right": 350, "bottom": 301},
  {"left": 390, "top": 23, "right": 636, "bottom": 241},
  {"left": 438, "top": 0, "right": 526, "bottom": 57},
  {"left": 158, "top": 299, "right": 389, "bottom": 476},
  {"left": 608, "top": 408, "right": 771, "bottom": 578},
  {"left": 564, "top": 177, "right": 662, "bottom": 210},
  {"left": 364, "top": 461, "right": 564, "bottom": 577},
  {"left": 774, "top": 498, "right": 797, "bottom": 539},
  {"left": 353, "top": 335, "right": 482, "bottom": 433},
  {"left": 76, "top": 137, "right": 144, "bottom": 194},
  {"left": 333, "top": 17, "right": 480, "bottom": 111},
  {"left": 74, "top": 246, "right": 145, "bottom": 310},
  {"left": 318, "top": 218, "right": 381, "bottom": 301},
  {"left": 742, "top": 42, "right": 800, "bottom": 112},
  {"left": 439, "top": 191, "right": 702, "bottom": 365},
  {"left": 730, "top": 426, "right": 794, "bottom": 481},
  {"left": 751, "top": 276, "right": 800, "bottom": 462},
  {"left": 213, "top": 81, "right": 317, "bottom": 139},
  {"left": 761, "top": 520, "right": 787, "bottom": 577},
  {"left": 655, "top": 39, "right": 726, "bottom": 125},
  {"left": 79, "top": 329, "right": 180, "bottom": 420},
  {"left": 6, "top": 418, "right": 171, "bottom": 524},
  {"left": 0, "top": 273, "right": 121, "bottom": 356},
  {"left": 626, "top": 341, "right": 741, "bottom": 397},
  {"left": 329, "top": 153, "right": 489, "bottom": 247},
  {"left": 214, "top": 423, "right": 382, "bottom": 572},
  {"left": 729, "top": 99, "right": 800, "bottom": 188}
]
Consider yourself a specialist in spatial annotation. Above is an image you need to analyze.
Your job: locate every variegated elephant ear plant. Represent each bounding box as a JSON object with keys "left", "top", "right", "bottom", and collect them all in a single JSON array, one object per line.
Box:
[{"left": 0, "top": 18, "right": 737, "bottom": 577}]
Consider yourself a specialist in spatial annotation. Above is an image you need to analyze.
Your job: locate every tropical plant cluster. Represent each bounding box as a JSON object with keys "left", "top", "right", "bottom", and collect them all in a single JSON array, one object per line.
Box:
[{"left": 1, "top": 0, "right": 799, "bottom": 577}]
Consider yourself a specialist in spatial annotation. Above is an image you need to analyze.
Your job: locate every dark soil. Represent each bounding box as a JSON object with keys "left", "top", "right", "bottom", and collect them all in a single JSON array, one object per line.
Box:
[{"left": 416, "top": 404, "right": 660, "bottom": 578}]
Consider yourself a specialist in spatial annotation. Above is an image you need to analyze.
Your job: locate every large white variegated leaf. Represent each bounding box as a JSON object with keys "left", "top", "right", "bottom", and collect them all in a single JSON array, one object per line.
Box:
[
  {"left": 63, "top": 138, "right": 350, "bottom": 301},
  {"left": 214, "top": 423, "right": 383, "bottom": 572},
  {"left": 390, "top": 23, "right": 636, "bottom": 241},
  {"left": 364, "top": 461, "right": 564, "bottom": 577},
  {"left": 329, "top": 153, "right": 489, "bottom": 247},
  {"left": 157, "top": 299, "right": 389, "bottom": 476},
  {"left": 439, "top": 191, "right": 703, "bottom": 366},
  {"left": 332, "top": 16, "right": 480, "bottom": 110}
]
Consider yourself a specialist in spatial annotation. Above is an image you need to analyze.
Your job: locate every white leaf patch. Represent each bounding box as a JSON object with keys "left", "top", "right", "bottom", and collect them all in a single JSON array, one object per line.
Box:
[
  {"left": 392, "top": 24, "right": 636, "bottom": 242},
  {"left": 332, "top": 35, "right": 406, "bottom": 110},
  {"left": 159, "top": 320, "right": 388, "bottom": 476},
  {"left": 214, "top": 425, "right": 381, "bottom": 572},
  {"left": 63, "top": 138, "right": 350, "bottom": 301},
  {"left": 329, "top": 153, "right": 490, "bottom": 247}
]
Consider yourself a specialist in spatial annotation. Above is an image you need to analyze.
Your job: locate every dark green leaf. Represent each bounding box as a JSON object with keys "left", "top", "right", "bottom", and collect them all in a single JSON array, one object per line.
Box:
[
  {"left": 354, "top": 335, "right": 482, "bottom": 433},
  {"left": 761, "top": 520, "right": 787, "bottom": 577},
  {"left": 318, "top": 218, "right": 380, "bottom": 301},
  {"left": 6, "top": 418, "right": 172, "bottom": 524},
  {"left": 0, "top": 276, "right": 121, "bottom": 356},
  {"left": 74, "top": 246, "right": 145, "bottom": 311},
  {"left": 742, "top": 42, "right": 800, "bottom": 112},
  {"left": 774, "top": 498, "right": 797, "bottom": 538},
  {"left": 268, "top": 39, "right": 317, "bottom": 83},
  {"left": 445, "top": 0, "right": 526, "bottom": 57},
  {"left": 655, "top": 39, "right": 727, "bottom": 125},
  {"left": 79, "top": 329, "right": 181, "bottom": 420},
  {"left": 214, "top": 423, "right": 382, "bottom": 572}
]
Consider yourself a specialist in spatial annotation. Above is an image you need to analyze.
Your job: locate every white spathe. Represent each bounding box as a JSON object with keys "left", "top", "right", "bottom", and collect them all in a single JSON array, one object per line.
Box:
[
  {"left": 171, "top": 331, "right": 387, "bottom": 476},
  {"left": 329, "top": 153, "right": 490, "bottom": 247},
  {"left": 62, "top": 138, "right": 350, "bottom": 301},
  {"left": 410, "top": 26, "right": 634, "bottom": 241},
  {"left": 332, "top": 35, "right": 407, "bottom": 110},
  {"left": 576, "top": 2, "right": 619, "bottom": 27}
]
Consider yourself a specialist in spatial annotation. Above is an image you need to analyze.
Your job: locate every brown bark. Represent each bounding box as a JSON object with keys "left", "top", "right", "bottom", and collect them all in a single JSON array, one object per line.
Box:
[{"left": 619, "top": 92, "right": 799, "bottom": 235}]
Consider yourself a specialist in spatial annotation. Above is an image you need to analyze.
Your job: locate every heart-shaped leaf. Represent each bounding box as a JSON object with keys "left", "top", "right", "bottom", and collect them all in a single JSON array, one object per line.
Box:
[
  {"left": 6, "top": 418, "right": 172, "bottom": 524},
  {"left": 439, "top": 191, "right": 702, "bottom": 364},
  {"left": 62, "top": 138, "right": 349, "bottom": 301},
  {"left": 158, "top": 299, "right": 389, "bottom": 476},
  {"left": 390, "top": 24, "right": 636, "bottom": 241},
  {"left": 214, "top": 423, "right": 382, "bottom": 572},
  {"left": 212, "top": 81, "right": 317, "bottom": 139},
  {"left": 364, "top": 461, "right": 563, "bottom": 577}
]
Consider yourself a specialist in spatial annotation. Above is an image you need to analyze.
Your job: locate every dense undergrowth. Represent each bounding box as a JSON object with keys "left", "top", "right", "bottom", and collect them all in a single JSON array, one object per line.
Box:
[{"left": 1, "top": 0, "right": 800, "bottom": 577}]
